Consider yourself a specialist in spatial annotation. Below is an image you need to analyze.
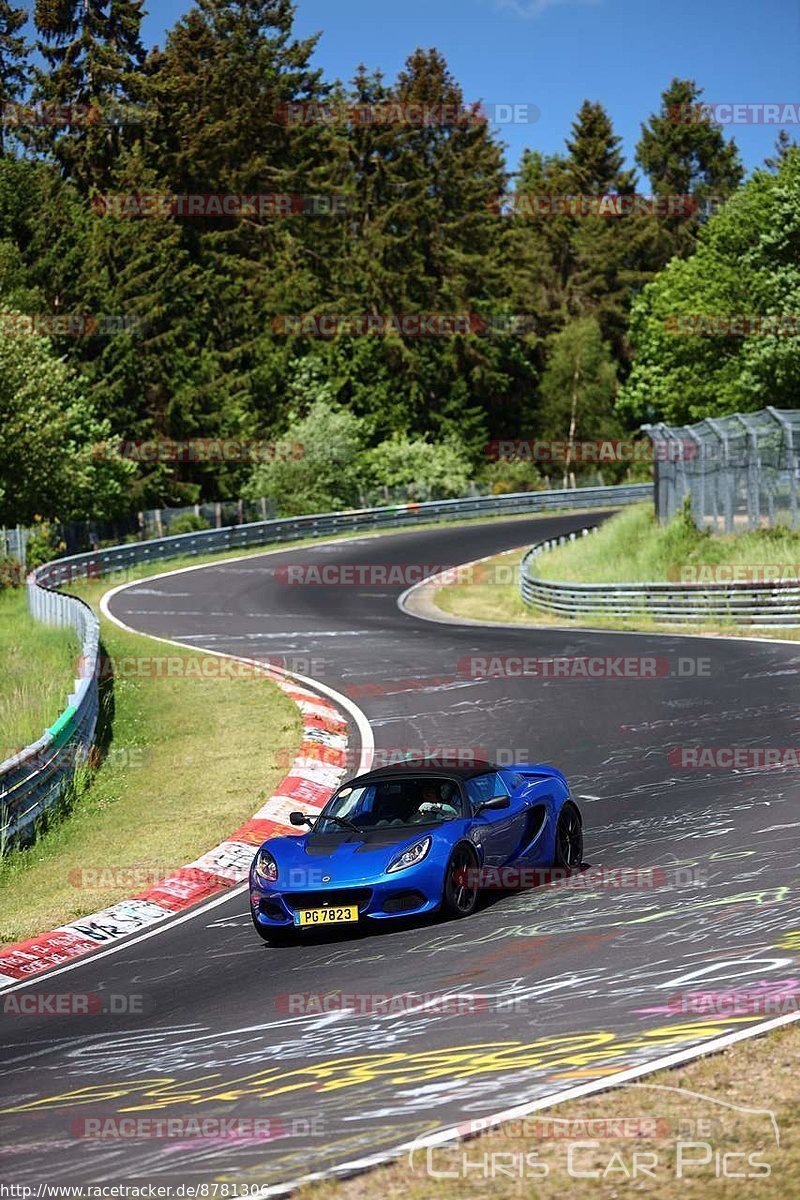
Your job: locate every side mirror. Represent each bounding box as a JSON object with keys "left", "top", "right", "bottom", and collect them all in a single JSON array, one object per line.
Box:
[
  {"left": 475, "top": 794, "right": 511, "bottom": 815},
  {"left": 289, "top": 811, "right": 313, "bottom": 827}
]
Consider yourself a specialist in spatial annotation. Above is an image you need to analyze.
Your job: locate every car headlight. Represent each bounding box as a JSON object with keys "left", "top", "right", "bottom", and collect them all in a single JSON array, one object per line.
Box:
[
  {"left": 387, "top": 836, "right": 431, "bottom": 874},
  {"left": 253, "top": 848, "right": 278, "bottom": 884}
]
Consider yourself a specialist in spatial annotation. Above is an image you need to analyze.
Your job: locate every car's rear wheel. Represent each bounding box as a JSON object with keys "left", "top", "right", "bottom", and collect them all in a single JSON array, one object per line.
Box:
[
  {"left": 553, "top": 801, "right": 583, "bottom": 870},
  {"left": 441, "top": 844, "right": 480, "bottom": 919}
]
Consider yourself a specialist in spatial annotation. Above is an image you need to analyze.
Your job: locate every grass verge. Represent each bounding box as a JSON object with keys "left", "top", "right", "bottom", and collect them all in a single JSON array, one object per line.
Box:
[
  {"left": 298, "top": 1021, "right": 800, "bottom": 1200},
  {"left": 537, "top": 502, "right": 800, "bottom": 584},
  {"left": 433, "top": 506, "right": 800, "bottom": 640},
  {"left": 0, "top": 589, "right": 80, "bottom": 761}
]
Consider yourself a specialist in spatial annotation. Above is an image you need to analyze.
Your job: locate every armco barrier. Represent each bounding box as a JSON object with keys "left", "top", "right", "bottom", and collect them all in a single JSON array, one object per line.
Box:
[
  {"left": 520, "top": 526, "right": 800, "bottom": 626},
  {"left": 0, "top": 588, "right": 100, "bottom": 845},
  {"left": 32, "top": 483, "right": 651, "bottom": 586},
  {"left": 3, "top": 482, "right": 649, "bottom": 846}
]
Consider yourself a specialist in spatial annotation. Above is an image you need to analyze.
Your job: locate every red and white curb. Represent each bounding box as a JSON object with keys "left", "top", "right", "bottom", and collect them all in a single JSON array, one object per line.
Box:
[{"left": 0, "top": 555, "right": 373, "bottom": 987}]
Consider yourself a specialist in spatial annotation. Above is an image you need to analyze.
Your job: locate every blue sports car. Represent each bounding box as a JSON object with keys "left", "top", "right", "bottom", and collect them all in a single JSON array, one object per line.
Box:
[{"left": 249, "top": 758, "right": 582, "bottom": 942}]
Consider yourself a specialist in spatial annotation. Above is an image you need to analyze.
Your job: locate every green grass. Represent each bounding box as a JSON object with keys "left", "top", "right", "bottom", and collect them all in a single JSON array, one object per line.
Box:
[
  {"left": 0, "top": 588, "right": 79, "bottom": 763},
  {"left": 536, "top": 503, "right": 800, "bottom": 584},
  {"left": 432, "top": 509, "right": 800, "bottom": 640},
  {"left": 435, "top": 547, "right": 534, "bottom": 624}
]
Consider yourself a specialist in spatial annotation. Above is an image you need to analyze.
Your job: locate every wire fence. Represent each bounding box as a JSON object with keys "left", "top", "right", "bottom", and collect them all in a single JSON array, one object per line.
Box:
[{"left": 643, "top": 407, "right": 800, "bottom": 532}]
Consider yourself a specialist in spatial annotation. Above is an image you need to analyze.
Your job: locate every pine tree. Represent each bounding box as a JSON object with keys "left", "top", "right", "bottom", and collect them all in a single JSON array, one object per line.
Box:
[
  {"left": 565, "top": 100, "right": 635, "bottom": 194},
  {"left": 511, "top": 101, "right": 648, "bottom": 375},
  {"left": 32, "top": 0, "right": 146, "bottom": 190},
  {"left": 0, "top": 1, "right": 28, "bottom": 155},
  {"left": 324, "top": 49, "right": 513, "bottom": 445},
  {"left": 75, "top": 145, "right": 234, "bottom": 507},
  {"left": 765, "top": 129, "right": 797, "bottom": 172},
  {"left": 635, "top": 78, "right": 743, "bottom": 261},
  {"left": 145, "top": 0, "right": 332, "bottom": 436}
]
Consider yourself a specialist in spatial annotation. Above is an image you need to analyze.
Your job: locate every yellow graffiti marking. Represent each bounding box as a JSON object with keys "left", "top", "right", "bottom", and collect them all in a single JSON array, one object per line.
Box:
[{"left": 1, "top": 1017, "right": 769, "bottom": 1117}]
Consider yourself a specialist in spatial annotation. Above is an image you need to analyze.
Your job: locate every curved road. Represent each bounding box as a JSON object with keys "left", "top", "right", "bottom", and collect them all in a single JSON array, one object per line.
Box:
[{"left": 2, "top": 512, "right": 800, "bottom": 1192}]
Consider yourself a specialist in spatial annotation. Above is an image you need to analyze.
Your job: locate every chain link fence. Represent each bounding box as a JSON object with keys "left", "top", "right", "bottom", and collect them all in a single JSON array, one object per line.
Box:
[{"left": 643, "top": 407, "right": 800, "bottom": 532}]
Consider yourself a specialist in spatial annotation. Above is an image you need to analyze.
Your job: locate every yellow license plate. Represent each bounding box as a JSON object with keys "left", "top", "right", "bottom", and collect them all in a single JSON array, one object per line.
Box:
[{"left": 294, "top": 904, "right": 359, "bottom": 927}]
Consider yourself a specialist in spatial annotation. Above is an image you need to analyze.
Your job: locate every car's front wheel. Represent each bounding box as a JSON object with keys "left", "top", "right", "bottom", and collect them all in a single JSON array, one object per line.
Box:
[
  {"left": 441, "top": 844, "right": 480, "bottom": 919},
  {"left": 553, "top": 801, "right": 583, "bottom": 870},
  {"left": 251, "top": 912, "right": 294, "bottom": 946}
]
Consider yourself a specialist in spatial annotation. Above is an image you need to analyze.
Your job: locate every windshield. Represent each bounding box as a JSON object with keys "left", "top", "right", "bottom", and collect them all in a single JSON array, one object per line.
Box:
[{"left": 315, "top": 776, "right": 464, "bottom": 832}]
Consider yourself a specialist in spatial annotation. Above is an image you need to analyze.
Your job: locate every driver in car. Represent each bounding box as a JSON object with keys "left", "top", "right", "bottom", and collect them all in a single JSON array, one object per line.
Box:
[{"left": 413, "top": 782, "right": 460, "bottom": 821}]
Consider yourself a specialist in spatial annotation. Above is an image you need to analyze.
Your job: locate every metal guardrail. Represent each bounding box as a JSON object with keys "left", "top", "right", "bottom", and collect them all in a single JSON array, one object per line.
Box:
[
  {"left": 3, "top": 482, "right": 650, "bottom": 848},
  {"left": 520, "top": 525, "right": 800, "bottom": 626},
  {"left": 33, "top": 483, "right": 652, "bottom": 588},
  {"left": 0, "top": 589, "right": 100, "bottom": 845}
]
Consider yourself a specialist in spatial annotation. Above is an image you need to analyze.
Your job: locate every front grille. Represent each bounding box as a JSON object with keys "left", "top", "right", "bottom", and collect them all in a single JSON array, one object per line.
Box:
[{"left": 283, "top": 888, "right": 372, "bottom": 912}]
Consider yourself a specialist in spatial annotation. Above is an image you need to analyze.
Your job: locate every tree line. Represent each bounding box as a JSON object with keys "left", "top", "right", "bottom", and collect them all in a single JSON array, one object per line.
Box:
[{"left": 0, "top": 0, "right": 796, "bottom": 526}]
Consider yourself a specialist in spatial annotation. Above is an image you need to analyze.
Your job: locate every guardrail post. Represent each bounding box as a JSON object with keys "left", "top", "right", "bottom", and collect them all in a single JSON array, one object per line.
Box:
[
  {"left": 706, "top": 417, "right": 733, "bottom": 534},
  {"left": 768, "top": 407, "right": 797, "bottom": 529},
  {"left": 733, "top": 414, "right": 761, "bottom": 530}
]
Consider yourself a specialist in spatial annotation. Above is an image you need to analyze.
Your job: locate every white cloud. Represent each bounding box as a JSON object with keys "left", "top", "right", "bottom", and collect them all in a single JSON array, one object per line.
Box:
[{"left": 494, "top": 0, "right": 602, "bottom": 19}]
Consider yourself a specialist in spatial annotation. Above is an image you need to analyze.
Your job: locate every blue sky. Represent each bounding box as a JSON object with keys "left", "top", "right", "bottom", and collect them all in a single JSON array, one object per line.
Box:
[{"left": 141, "top": 0, "right": 798, "bottom": 180}]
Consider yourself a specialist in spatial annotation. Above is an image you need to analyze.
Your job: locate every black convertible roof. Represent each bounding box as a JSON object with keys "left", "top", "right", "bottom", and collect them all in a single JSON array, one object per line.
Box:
[{"left": 348, "top": 757, "right": 498, "bottom": 786}]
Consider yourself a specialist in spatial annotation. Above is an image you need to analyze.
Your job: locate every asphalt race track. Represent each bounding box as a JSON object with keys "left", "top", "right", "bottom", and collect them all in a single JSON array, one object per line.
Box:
[{"left": 2, "top": 512, "right": 800, "bottom": 1192}]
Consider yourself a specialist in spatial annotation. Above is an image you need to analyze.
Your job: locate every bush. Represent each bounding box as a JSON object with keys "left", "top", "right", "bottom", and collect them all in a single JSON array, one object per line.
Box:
[
  {"left": 167, "top": 513, "right": 211, "bottom": 535},
  {"left": 245, "top": 397, "right": 366, "bottom": 516},
  {"left": 24, "top": 518, "right": 66, "bottom": 569},
  {"left": 0, "top": 557, "right": 24, "bottom": 588},
  {"left": 480, "top": 459, "right": 545, "bottom": 495},
  {"left": 362, "top": 435, "right": 473, "bottom": 499}
]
